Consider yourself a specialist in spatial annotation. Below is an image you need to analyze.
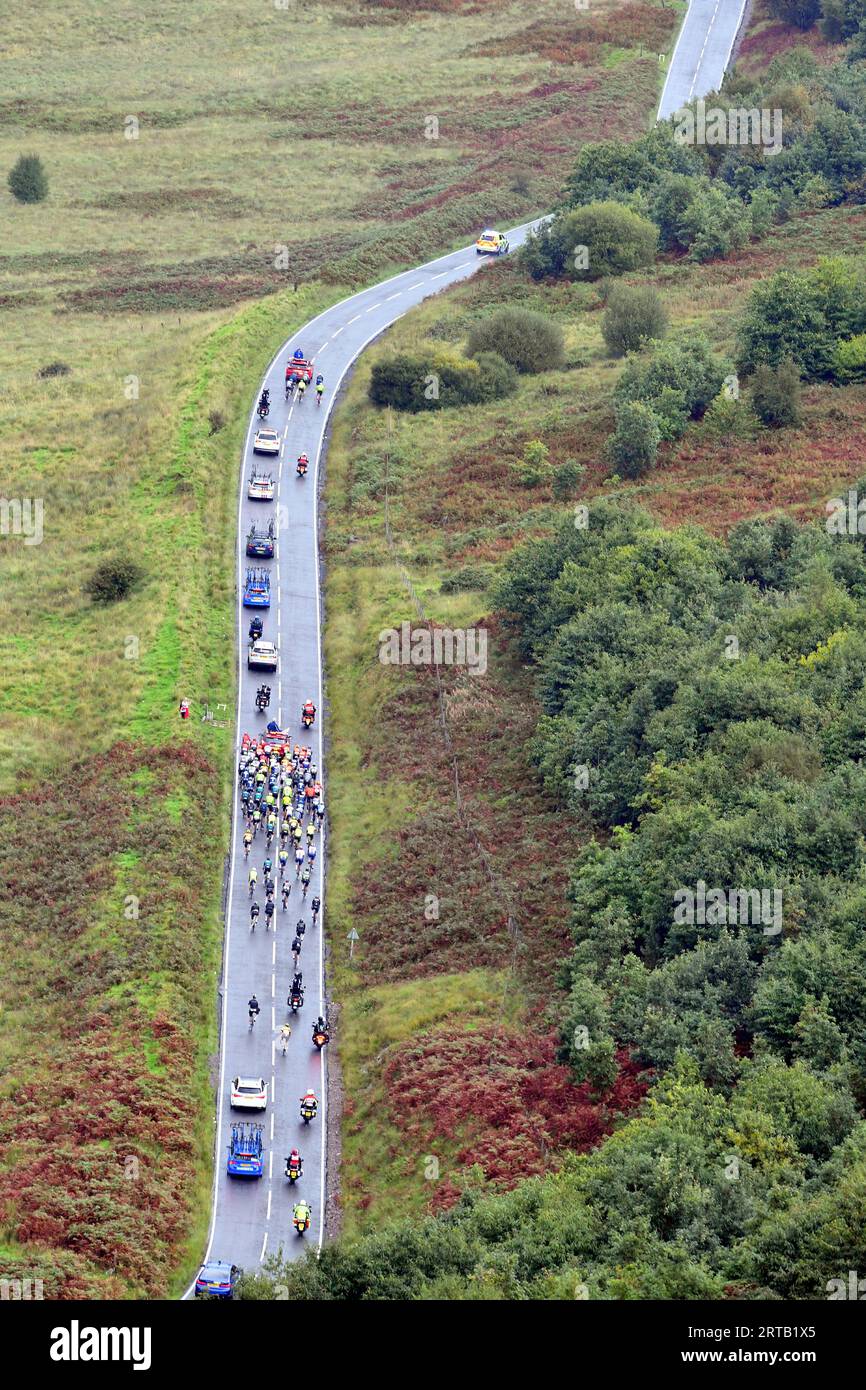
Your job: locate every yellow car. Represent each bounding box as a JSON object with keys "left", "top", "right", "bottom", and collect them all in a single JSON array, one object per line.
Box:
[{"left": 475, "top": 229, "right": 509, "bottom": 256}]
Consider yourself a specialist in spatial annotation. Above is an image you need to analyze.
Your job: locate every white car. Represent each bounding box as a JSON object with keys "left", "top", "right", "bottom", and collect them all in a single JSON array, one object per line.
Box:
[
  {"left": 248, "top": 471, "right": 275, "bottom": 500},
  {"left": 253, "top": 429, "right": 280, "bottom": 456},
  {"left": 231, "top": 1076, "right": 267, "bottom": 1111},
  {"left": 248, "top": 639, "right": 278, "bottom": 672}
]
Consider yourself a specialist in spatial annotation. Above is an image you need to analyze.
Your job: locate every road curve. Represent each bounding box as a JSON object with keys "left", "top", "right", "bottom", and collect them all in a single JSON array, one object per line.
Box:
[
  {"left": 658, "top": 0, "right": 748, "bottom": 121},
  {"left": 186, "top": 222, "right": 538, "bottom": 1292},
  {"left": 188, "top": 0, "right": 747, "bottom": 1290}
]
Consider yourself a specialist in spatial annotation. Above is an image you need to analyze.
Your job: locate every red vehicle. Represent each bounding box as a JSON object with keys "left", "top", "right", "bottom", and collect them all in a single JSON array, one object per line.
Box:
[{"left": 285, "top": 349, "right": 314, "bottom": 387}]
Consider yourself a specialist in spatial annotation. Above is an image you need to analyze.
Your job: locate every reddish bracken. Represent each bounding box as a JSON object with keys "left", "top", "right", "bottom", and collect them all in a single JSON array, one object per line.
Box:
[{"left": 381, "top": 1027, "right": 647, "bottom": 1207}]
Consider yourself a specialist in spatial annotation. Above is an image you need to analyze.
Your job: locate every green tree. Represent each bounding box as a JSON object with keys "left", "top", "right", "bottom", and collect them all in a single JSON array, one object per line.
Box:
[
  {"left": 524, "top": 201, "right": 658, "bottom": 282},
  {"left": 607, "top": 400, "right": 660, "bottom": 478},
  {"left": 678, "top": 185, "right": 751, "bottom": 262},
  {"left": 768, "top": 0, "right": 821, "bottom": 29},
  {"left": 750, "top": 359, "right": 803, "bottom": 427}
]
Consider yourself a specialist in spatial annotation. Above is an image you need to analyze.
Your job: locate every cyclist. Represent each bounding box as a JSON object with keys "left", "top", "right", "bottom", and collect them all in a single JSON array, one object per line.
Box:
[
  {"left": 291, "top": 935, "right": 302, "bottom": 966},
  {"left": 250, "top": 901, "right": 260, "bottom": 928},
  {"left": 278, "top": 847, "right": 289, "bottom": 877},
  {"left": 243, "top": 829, "right": 252, "bottom": 858},
  {"left": 248, "top": 994, "right": 260, "bottom": 1026},
  {"left": 278, "top": 1022, "right": 292, "bottom": 1055},
  {"left": 265, "top": 898, "right": 275, "bottom": 928},
  {"left": 310, "top": 894, "right": 321, "bottom": 923},
  {"left": 307, "top": 843, "right": 317, "bottom": 866},
  {"left": 263, "top": 855, "right": 273, "bottom": 879},
  {"left": 315, "top": 374, "right": 324, "bottom": 406},
  {"left": 296, "top": 918, "right": 306, "bottom": 940},
  {"left": 295, "top": 845, "right": 305, "bottom": 875},
  {"left": 248, "top": 866, "right": 258, "bottom": 895},
  {"left": 281, "top": 881, "right": 291, "bottom": 910},
  {"left": 301, "top": 866, "right": 311, "bottom": 897},
  {"left": 297, "top": 377, "right": 307, "bottom": 402},
  {"left": 306, "top": 822, "right": 315, "bottom": 844}
]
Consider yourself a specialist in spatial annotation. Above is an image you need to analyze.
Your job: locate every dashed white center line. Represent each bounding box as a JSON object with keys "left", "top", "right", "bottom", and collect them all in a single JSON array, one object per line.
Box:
[
  {"left": 365, "top": 302, "right": 381, "bottom": 313},
  {"left": 266, "top": 1189, "right": 272, "bottom": 1221},
  {"left": 260, "top": 1233, "right": 268, "bottom": 1260},
  {"left": 347, "top": 314, "right": 361, "bottom": 324},
  {"left": 385, "top": 292, "right": 401, "bottom": 301},
  {"left": 318, "top": 342, "right": 328, "bottom": 353},
  {"left": 331, "top": 326, "right": 344, "bottom": 338},
  {"left": 407, "top": 281, "right": 424, "bottom": 290},
  {"left": 431, "top": 271, "right": 448, "bottom": 280}
]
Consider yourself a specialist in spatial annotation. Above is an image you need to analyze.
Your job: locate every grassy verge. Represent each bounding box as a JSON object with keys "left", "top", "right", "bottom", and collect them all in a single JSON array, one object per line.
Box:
[{"left": 0, "top": 282, "right": 343, "bottom": 1297}]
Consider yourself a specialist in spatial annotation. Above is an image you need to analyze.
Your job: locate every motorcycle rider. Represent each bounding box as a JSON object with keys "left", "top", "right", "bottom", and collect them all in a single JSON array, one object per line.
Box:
[
  {"left": 313, "top": 1015, "right": 328, "bottom": 1044},
  {"left": 293, "top": 1199, "right": 311, "bottom": 1231},
  {"left": 300, "top": 1089, "right": 317, "bottom": 1116},
  {"left": 286, "top": 1147, "right": 303, "bottom": 1178}
]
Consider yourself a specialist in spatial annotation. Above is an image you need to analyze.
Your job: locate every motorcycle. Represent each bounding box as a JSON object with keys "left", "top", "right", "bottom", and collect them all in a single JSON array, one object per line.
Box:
[
  {"left": 293, "top": 1210, "right": 311, "bottom": 1236},
  {"left": 299, "top": 1102, "right": 316, "bottom": 1125},
  {"left": 255, "top": 690, "right": 270, "bottom": 712},
  {"left": 312, "top": 1029, "right": 329, "bottom": 1050},
  {"left": 257, "top": 395, "right": 270, "bottom": 418},
  {"left": 289, "top": 990, "right": 305, "bottom": 1013},
  {"left": 301, "top": 707, "right": 315, "bottom": 729},
  {"left": 285, "top": 1160, "right": 303, "bottom": 1184},
  {"left": 296, "top": 457, "right": 308, "bottom": 478},
  {"left": 248, "top": 616, "right": 263, "bottom": 642}
]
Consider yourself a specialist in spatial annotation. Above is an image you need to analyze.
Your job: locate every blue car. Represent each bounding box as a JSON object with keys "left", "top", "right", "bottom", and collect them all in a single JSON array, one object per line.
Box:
[
  {"left": 243, "top": 568, "right": 271, "bottom": 608},
  {"left": 246, "top": 521, "right": 275, "bottom": 559},
  {"left": 227, "top": 1123, "right": 264, "bottom": 1178},
  {"left": 195, "top": 1260, "right": 241, "bottom": 1299}
]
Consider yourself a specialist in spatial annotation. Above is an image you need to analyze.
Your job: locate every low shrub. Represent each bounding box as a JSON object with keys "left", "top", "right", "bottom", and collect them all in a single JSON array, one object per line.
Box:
[
  {"left": 466, "top": 307, "right": 565, "bottom": 374},
  {"left": 368, "top": 347, "right": 516, "bottom": 412},
  {"left": 85, "top": 557, "right": 144, "bottom": 604},
  {"left": 602, "top": 283, "right": 668, "bottom": 357}
]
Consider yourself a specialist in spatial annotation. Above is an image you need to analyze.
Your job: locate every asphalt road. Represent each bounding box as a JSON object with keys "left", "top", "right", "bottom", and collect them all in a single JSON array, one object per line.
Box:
[
  {"left": 658, "top": 0, "right": 748, "bottom": 120},
  {"left": 191, "top": 223, "right": 539, "bottom": 1288},
  {"left": 191, "top": 0, "right": 746, "bottom": 1292}
]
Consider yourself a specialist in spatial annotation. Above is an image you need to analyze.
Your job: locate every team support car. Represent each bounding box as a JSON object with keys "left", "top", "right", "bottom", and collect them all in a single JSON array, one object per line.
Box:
[
  {"left": 246, "top": 520, "right": 275, "bottom": 559},
  {"left": 243, "top": 568, "right": 270, "bottom": 608},
  {"left": 285, "top": 347, "right": 314, "bottom": 385},
  {"left": 248, "top": 470, "right": 275, "bottom": 501},
  {"left": 253, "top": 427, "right": 280, "bottom": 456},
  {"left": 227, "top": 1123, "right": 264, "bottom": 1179},
  {"left": 231, "top": 1075, "right": 268, "bottom": 1110},
  {"left": 248, "top": 639, "right": 278, "bottom": 672},
  {"left": 475, "top": 228, "right": 509, "bottom": 256},
  {"left": 195, "top": 1261, "right": 241, "bottom": 1298}
]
